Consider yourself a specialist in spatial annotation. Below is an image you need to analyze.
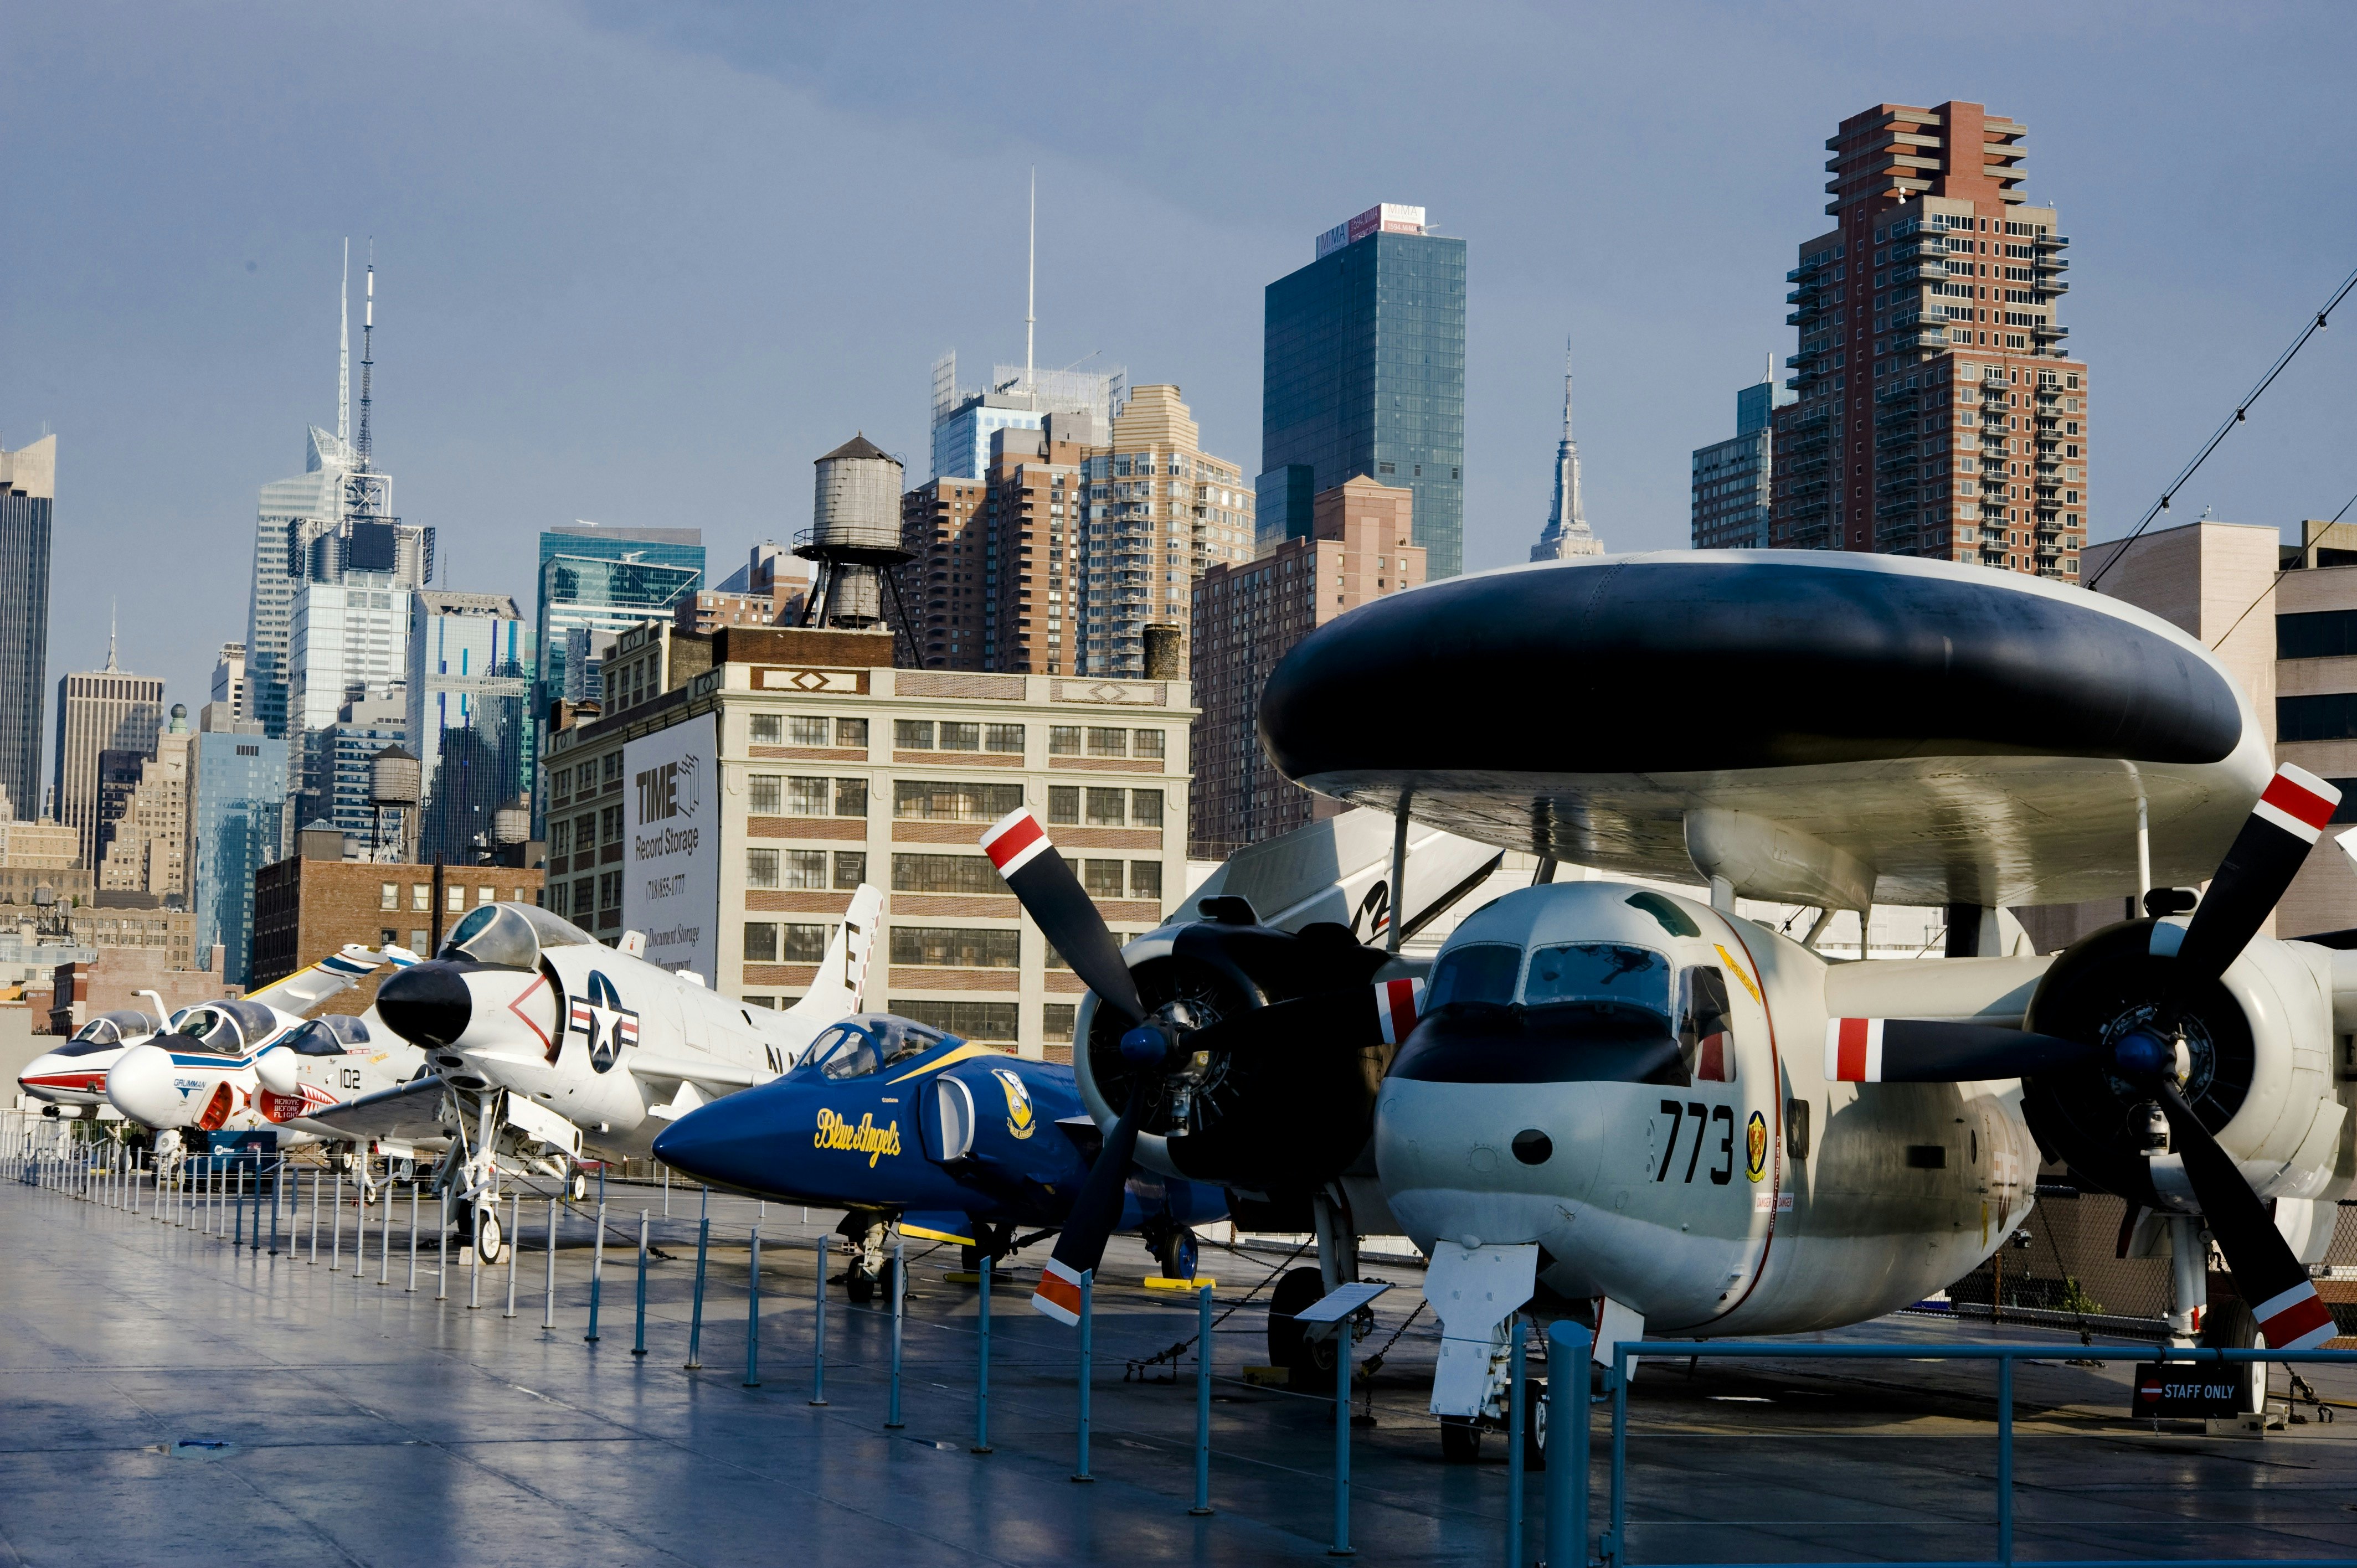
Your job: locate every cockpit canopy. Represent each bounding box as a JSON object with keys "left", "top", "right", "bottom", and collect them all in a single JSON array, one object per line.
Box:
[
  {"left": 438, "top": 902, "right": 599, "bottom": 970},
  {"left": 169, "top": 998, "right": 283, "bottom": 1056},
  {"left": 62, "top": 1009, "right": 159, "bottom": 1050},
  {"left": 1399, "top": 934, "right": 1736, "bottom": 1087},
  {"left": 287, "top": 1015, "right": 371, "bottom": 1056},
  {"left": 800, "top": 1014, "right": 958, "bottom": 1081}
]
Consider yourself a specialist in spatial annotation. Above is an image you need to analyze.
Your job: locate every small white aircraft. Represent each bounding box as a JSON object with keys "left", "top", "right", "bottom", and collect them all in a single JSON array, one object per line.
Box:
[
  {"left": 18, "top": 1007, "right": 165, "bottom": 1110},
  {"left": 104, "top": 947, "right": 425, "bottom": 1164},
  {"left": 321, "top": 887, "right": 883, "bottom": 1254}
]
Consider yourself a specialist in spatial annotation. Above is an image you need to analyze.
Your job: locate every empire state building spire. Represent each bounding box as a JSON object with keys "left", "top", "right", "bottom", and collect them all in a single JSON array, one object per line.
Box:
[{"left": 1531, "top": 342, "right": 1604, "bottom": 561}]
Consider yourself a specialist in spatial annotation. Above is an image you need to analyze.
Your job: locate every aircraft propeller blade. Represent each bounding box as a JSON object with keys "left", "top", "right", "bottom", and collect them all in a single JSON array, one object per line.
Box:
[
  {"left": 982, "top": 808, "right": 1146, "bottom": 1028},
  {"left": 2169, "top": 764, "right": 2340, "bottom": 984},
  {"left": 1823, "top": 1017, "right": 2101, "bottom": 1084},
  {"left": 2153, "top": 1077, "right": 2335, "bottom": 1349},
  {"left": 1031, "top": 1081, "right": 1147, "bottom": 1323}
]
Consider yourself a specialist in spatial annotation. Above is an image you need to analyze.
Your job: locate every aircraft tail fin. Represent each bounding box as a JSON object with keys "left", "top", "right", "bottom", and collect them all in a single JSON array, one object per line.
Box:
[{"left": 784, "top": 883, "right": 883, "bottom": 1024}]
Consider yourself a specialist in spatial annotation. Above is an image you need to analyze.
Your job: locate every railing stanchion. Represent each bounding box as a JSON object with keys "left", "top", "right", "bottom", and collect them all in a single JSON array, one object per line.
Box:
[
  {"left": 407, "top": 1184, "right": 419, "bottom": 1291},
  {"left": 1072, "top": 1270, "right": 1094, "bottom": 1483},
  {"left": 1331, "top": 1312, "right": 1355, "bottom": 1556},
  {"left": 435, "top": 1190, "right": 449, "bottom": 1301},
  {"left": 743, "top": 1223, "right": 761, "bottom": 1387},
  {"left": 543, "top": 1196, "right": 558, "bottom": 1329},
  {"left": 586, "top": 1168, "right": 605, "bottom": 1342},
  {"left": 632, "top": 1210, "right": 649, "bottom": 1356},
  {"left": 504, "top": 1189, "right": 520, "bottom": 1319},
  {"left": 330, "top": 1169, "right": 343, "bottom": 1269},
  {"left": 1997, "top": 1352, "right": 2015, "bottom": 1568},
  {"left": 885, "top": 1241, "right": 904, "bottom": 1428},
  {"left": 972, "top": 1252, "right": 993, "bottom": 1454},
  {"left": 1506, "top": 1328, "right": 1527, "bottom": 1568},
  {"left": 685, "top": 1191, "right": 709, "bottom": 1369},
  {"left": 808, "top": 1234, "right": 828, "bottom": 1405},
  {"left": 1606, "top": 1349, "right": 1631, "bottom": 1568},
  {"left": 1547, "top": 1320, "right": 1592, "bottom": 1568},
  {"left": 1190, "top": 1281, "right": 1213, "bottom": 1515}
]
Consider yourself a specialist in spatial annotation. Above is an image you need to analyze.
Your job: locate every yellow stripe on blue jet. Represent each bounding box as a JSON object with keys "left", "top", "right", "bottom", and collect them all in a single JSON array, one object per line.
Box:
[{"left": 886, "top": 1041, "right": 1008, "bottom": 1084}]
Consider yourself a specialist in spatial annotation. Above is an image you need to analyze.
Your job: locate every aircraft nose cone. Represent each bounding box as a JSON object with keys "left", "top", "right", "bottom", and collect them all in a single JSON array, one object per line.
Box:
[
  {"left": 107, "top": 1044, "right": 182, "bottom": 1128},
  {"left": 375, "top": 961, "right": 475, "bottom": 1048},
  {"left": 19, "top": 1049, "right": 91, "bottom": 1101},
  {"left": 652, "top": 1089, "right": 790, "bottom": 1196}
]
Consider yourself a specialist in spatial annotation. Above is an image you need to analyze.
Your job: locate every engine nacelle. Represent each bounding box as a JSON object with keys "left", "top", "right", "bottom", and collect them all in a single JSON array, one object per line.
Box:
[
  {"left": 2023, "top": 920, "right": 2350, "bottom": 1212},
  {"left": 1072, "top": 915, "right": 1399, "bottom": 1192}
]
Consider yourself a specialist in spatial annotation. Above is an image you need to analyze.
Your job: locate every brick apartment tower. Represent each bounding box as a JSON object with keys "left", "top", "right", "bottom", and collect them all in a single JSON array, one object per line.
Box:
[
  {"left": 1772, "top": 102, "right": 2089, "bottom": 578},
  {"left": 1189, "top": 477, "right": 1420, "bottom": 858},
  {"left": 899, "top": 425, "right": 1088, "bottom": 673}
]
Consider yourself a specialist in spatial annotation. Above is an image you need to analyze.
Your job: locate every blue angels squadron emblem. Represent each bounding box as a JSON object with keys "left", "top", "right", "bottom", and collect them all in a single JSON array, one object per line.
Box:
[{"left": 569, "top": 971, "right": 639, "bottom": 1074}]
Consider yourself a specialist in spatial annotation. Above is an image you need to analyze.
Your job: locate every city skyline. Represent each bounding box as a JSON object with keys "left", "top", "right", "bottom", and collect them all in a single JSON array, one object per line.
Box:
[{"left": 9, "top": 8, "right": 2357, "bottom": 728}]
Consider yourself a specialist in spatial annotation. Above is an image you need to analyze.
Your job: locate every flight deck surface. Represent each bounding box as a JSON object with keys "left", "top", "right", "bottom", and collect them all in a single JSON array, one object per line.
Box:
[{"left": 5, "top": 1178, "right": 2356, "bottom": 1566}]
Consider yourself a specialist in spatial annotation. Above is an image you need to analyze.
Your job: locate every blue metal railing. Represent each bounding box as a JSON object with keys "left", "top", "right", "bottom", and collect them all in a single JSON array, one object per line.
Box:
[{"left": 1598, "top": 1338, "right": 2357, "bottom": 1568}]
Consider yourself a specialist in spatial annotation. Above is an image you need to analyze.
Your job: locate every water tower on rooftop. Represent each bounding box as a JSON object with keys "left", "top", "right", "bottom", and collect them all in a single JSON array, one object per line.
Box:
[{"left": 797, "top": 434, "right": 915, "bottom": 659}]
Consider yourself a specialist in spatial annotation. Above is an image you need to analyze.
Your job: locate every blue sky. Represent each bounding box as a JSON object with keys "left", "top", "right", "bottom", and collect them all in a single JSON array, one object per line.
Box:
[{"left": 6, "top": 2, "right": 2355, "bottom": 714}]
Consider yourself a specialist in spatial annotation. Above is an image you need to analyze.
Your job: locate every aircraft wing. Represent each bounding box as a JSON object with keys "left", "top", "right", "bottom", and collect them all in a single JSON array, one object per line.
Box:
[
  {"left": 294, "top": 1074, "right": 450, "bottom": 1144},
  {"left": 248, "top": 944, "right": 420, "bottom": 1017},
  {"left": 629, "top": 1052, "right": 758, "bottom": 1092}
]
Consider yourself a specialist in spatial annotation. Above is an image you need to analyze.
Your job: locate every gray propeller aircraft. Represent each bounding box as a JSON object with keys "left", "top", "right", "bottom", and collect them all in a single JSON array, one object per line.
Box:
[{"left": 989, "top": 550, "right": 2355, "bottom": 1458}]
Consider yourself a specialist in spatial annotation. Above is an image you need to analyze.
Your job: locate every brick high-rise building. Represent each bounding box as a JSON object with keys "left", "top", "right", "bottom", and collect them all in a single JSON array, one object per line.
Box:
[
  {"left": 54, "top": 655, "right": 165, "bottom": 873},
  {"left": 1190, "top": 477, "right": 1421, "bottom": 858},
  {"left": 1073, "top": 385, "right": 1254, "bottom": 678},
  {"left": 1772, "top": 102, "right": 2087, "bottom": 579},
  {"left": 900, "top": 421, "right": 1091, "bottom": 673}
]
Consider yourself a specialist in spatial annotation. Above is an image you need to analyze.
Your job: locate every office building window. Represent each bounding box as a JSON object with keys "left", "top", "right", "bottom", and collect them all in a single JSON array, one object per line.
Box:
[
  {"left": 1132, "top": 729, "right": 1165, "bottom": 760},
  {"left": 892, "top": 854, "right": 1001, "bottom": 894},
  {"left": 896, "top": 720, "right": 934, "bottom": 750},
  {"left": 1130, "top": 861, "right": 1164, "bottom": 901},
  {"left": 1042, "top": 1003, "right": 1077, "bottom": 1044},
  {"left": 835, "top": 778, "right": 868, "bottom": 817},
  {"left": 1048, "top": 726, "right": 1082, "bottom": 756},
  {"left": 887, "top": 999, "right": 1017, "bottom": 1043},
  {"left": 836, "top": 718, "right": 869, "bottom": 749},
  {"left": 834, "top": 852, "right": 867, "bottom": 889},
  {"left": 748, "top": 848, "right": 779, "bottom": 889},
  {"left": 1083, "top": 859, "right": 1125, "bottom": 899},
  {"left": 894, "top": 781, "right": 1023, "bottom": 821},
  {"left": 380, "top": 883, "right": 398, "bottom": 911},
  {"left": 1087, "top": 727, "right": 1129, "bottom": 757},
  {"left": 749, "top": 775, "right": 781, "bottom": 814},
  {"left": 789, "top": 716, "right": 831, "bottom": 746},
  {"left": 1131, "top": 789, "right": 1164, "bottom": 827},
  {"left": 940, "top": 722, "right": 981, "bottom": 751},
  {"left": 888, "top": 926, "right": 1021, "bottom": 968},
  {"left": 1085, "top": 788, "right": 1126, "bottom": 826},
  {"left": 750, "top": 714, "right": 781, "bottom": 744},
  {"left": 985, "top": 724, "right": 1025, "bottom": 753},
  {"left": 784, "top": 850, "right": 830, "bottom": 889},
  {"left": 785, "top": 777, "right": 832, "bottom": 817},
  {"left": 1047, "top": 786, "right": 1080, "bottom": 826}
]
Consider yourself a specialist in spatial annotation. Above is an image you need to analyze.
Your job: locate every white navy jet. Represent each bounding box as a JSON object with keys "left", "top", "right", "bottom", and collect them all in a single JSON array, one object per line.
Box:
[{"left": 328, "top": 888, "right": 883, "bottom": 1251}]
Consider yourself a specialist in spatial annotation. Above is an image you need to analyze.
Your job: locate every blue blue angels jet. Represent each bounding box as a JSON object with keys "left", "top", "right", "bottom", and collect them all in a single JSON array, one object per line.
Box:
[{"left": 651, "top": 1011, "right": 1226, "bottom": 1301}]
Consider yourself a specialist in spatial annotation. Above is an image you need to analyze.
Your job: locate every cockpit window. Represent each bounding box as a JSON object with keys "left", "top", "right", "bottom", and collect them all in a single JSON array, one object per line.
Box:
[
  {"left": 68, "top": 1010, "right": 156, "bottom": 1048},
  {"left": 1426, "top": 943, "right": 1522, "bottom": 1008},
  {"left": 439, "top": 903, "right": 596, "bottom": 968},
  {"left": 882, "top": 1026, "right": 948, "bottom": 1070},
  {"left": 171, "top": 999, "right": 277, "bottom": 1056},
  {"left": 811, "top": 1024, "right": 881, "bottom": 1081},
  {"left": 1522, "top": 943, "right": 1672, "bottom": 1014},
  {"left": 289, "top": 1016, "right": 369, "bottom": 1056}
]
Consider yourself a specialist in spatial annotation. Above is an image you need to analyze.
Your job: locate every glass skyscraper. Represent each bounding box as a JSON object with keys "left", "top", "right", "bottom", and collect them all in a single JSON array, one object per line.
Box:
[
  {"left": 0, "top": 436, "right": 54, "bottom": 822},
  {"left": 533, "top": 524, "right": 704, "bottom": 711},
  {"left": 408, "top": 591, "right": 535, "bottom": 864},
  {"left": 189, "top": 723, "right": 287, "bottom": 986},
  {"left": 1260, "top": 204, "right": 1466, "bottom": 579}
]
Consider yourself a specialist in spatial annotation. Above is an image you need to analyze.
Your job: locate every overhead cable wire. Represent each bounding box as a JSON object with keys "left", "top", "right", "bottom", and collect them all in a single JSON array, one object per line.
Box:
[{"left": 2087, "top": 260, "right": 2357, "bottom": 592}]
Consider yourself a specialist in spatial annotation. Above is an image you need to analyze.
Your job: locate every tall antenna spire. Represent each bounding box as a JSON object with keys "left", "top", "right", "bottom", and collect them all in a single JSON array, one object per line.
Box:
[
  {"left": 1025, "top": 168, "right": 1037, "bottom": 399},
  {"left": 105, "top": 600, "right": 118, "bottom": 672},
  {"left": 357, "top": 240, "right": 375, "bottom": 467},
  {"left": 1763, "top": 349, "right": 1774, "bottom": 386},
  {"left": 338, "top": 239, "right": 351, "bottom": 444}
]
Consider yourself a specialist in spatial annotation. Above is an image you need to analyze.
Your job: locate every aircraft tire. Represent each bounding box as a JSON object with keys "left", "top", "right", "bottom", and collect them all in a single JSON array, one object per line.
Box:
[
  {"left": 1268, "top": 1267, "right": 1333, "bottom": 1381},
  {"left": 2200, "top": 1297, "right": 2264, "bottom": 1413},
  {"left": 847, "top": 1270, "right": 874, "bottom": 1305},
  {"left": 1159, "top": 1229, "right": 1200, "bottom": 1283},
  {"left": 1522, "top": 1378, "right": 1548, "bottom": 1471},
  {"left": 475, "top": 1206, "right": 505, "bottom": 1267},
  {"left": 571, "top": 1173, "right": 588, "bottom": 1202},
  {"left": 1439, "top": 1415, "right": 1483, "bottom": 1463}
]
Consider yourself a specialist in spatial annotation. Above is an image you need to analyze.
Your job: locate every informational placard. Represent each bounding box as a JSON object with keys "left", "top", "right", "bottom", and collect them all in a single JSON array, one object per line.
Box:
[
  {"left": 2129, "top": 1361, "right": 2250, "bottom": 1420},
  {"left": 620, "top": 712, "right": 719, "bottom": 981}
]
